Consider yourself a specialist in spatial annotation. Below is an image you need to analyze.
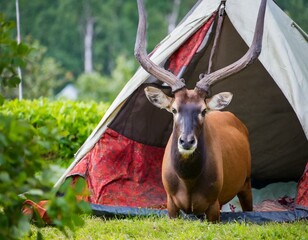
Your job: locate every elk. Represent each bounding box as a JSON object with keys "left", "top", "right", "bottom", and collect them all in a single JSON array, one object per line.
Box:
[{"left": 134, "top": 0, "right": 267, "bottom": 222}]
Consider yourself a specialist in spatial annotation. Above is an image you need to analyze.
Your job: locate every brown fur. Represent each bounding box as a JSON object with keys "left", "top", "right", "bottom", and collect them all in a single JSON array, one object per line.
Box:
[
  {"left": 136, "top": 0, "right": 266, "bottom": 221},
  {"left": 147, "top": 88, "right": 252, "bottom": 222}
]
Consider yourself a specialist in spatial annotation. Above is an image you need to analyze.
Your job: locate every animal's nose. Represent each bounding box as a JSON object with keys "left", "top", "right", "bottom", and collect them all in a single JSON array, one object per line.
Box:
[{"left": 179, "top": 135, "right": 196, "bottom": 150}]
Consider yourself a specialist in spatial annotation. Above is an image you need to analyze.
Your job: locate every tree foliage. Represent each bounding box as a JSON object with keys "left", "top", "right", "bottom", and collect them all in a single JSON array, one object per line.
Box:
[
  {"left": 275, "top": 0, "right": 308, "bottom": 32},
  {"left": 21, "top": 40, "right": 69, "bottom": 99},
  {"left": 1, "top": 0, "right": 196, "bottom": 77},
  {"left": 2, "top": 39, "right": 72, "bottom": 100},
  {"left": 0, "top": 13, "right": 30, "bottom": 103},
  {"left": 1, "top": 0, "right": 305, "bottom": 101},
  {"left": 76, "top": 55, "right": 135, "bottom": 102}
]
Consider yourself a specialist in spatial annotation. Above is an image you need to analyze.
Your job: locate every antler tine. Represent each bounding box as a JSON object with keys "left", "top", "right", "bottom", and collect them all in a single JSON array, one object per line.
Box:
[
  {"left": 196, "top": 0, "right": 267, "bottom": 96},
  {"left": 134, "top": 0, "right": 186, "bottom": 93}
]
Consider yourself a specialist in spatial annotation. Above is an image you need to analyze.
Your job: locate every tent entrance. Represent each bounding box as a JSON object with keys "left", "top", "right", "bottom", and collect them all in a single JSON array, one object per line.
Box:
[{"left": 110, "top": 13, "right": 308, "bottom": 183}]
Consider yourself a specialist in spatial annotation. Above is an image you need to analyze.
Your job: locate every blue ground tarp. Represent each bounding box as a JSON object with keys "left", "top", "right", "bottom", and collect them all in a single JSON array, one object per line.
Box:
[{"left": 91, "top": 204, "right": 308, "bottom": 224}]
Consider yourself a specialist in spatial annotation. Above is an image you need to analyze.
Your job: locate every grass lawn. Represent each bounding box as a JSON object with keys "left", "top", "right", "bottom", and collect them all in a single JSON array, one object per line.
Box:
[{"left": 26, "top": 215, "right": 308, "bottom": 240}]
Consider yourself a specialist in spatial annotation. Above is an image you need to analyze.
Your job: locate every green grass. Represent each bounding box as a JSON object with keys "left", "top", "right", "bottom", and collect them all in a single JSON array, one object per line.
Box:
[{"left": 25, "top": 215, "right": 308, "bottom": 240}]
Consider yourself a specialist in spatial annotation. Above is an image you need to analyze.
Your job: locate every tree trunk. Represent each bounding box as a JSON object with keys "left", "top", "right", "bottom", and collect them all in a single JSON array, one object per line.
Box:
[
  {"left": 84, "top": 17, "right": 94, "bottom": 73},
  {"left": 167, "top": 0, "right": 181, "bottom": 34}
]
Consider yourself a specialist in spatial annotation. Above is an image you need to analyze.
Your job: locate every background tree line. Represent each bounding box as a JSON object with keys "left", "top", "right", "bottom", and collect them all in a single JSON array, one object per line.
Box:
[{"left": 1, "top": 0, "right": 307, "bottom": 101}]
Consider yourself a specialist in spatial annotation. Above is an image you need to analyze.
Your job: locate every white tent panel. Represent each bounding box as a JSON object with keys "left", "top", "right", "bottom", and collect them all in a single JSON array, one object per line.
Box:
[{"left": 226, "top": 0, "right": 308, "bottom": 139}]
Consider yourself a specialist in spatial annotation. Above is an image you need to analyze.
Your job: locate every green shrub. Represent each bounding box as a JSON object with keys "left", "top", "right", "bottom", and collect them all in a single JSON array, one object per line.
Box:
[
  {"left": 0, "top": 115, "right": 49, "bottom": 239},
  {"left": 0, "top": 114, "right": 91, "bottom": 239},
  {"left": 0, "top": 99, "right": 109, "bottom": 166},
  {"left": 1, "top": 14, "right": 93, "bottom": 239}
]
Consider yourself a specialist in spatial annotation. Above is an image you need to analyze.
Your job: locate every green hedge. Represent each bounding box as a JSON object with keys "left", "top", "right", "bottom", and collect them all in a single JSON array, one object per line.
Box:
[
  {"left": 0, "top": 113, "right": 92, "bottom": 239},
  {"left": 0, "top": 99, "right": 109, "bottom": 166}
]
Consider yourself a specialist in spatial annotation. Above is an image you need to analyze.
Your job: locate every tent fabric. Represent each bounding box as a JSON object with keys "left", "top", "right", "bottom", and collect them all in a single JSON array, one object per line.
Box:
[
  {"left": 109, "top": 84, "right": 173, "bottom": 147},
  {"left": 66, "top": 16, "right": 216, "bottom": 208},
  {"left": 226, "top": 0, "right": 308, "bottom": 138},
  {"left": 54, "top": 0, "right": 220, "bottom": 188},
  {"left": 53, "top": 0, "right": 308, "bottom": 222},
  {"left": 167, "top": 14, "right": 216, "bottom": 76},
  {"left": 182, "top": 14, "right": 308, "bottom": 181},
  {"left": 296, "top": 163, "right": 308, "bottom": 208},
  {"left": 107, "top": 8, "right": 308, "bottom": 182},
  {"left": 54, "top": 0, "right": 308, "bottom": 189},
  {"left": 74, "top": 0, "right": 220, "bottom": 155},
  {"left": 67, "top": 128, "right": 166, "bottom": 208}
]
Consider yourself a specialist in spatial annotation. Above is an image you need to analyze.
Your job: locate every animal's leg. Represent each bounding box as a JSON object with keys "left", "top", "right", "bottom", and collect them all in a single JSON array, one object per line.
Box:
[
  {"left": 237, "top": 178, "right": 253, "bottom": 211},
  {"left": 205, "top": 200, "right": 220, "bottom": 223},
  {"left": 167, "top": 195, "right": 180, "bottom": 218}
]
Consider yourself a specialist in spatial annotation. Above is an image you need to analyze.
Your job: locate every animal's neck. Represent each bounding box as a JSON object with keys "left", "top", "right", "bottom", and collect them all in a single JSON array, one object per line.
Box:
[{"left": 171, "top": 134, "right": 205, "bottom": 180}]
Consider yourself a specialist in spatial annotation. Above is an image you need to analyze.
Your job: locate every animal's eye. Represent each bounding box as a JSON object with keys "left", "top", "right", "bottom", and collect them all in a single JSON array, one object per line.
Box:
[
  {"left": 201, "top": 109, "right": 206, "bottom": 117},
  {"left": 172, "top": 108, "right": 177, "bottom": 114}
]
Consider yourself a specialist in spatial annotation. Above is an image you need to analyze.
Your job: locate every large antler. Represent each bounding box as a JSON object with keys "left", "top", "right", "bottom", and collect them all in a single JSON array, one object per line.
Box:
[
  {"left": 196, "top": 0, "right": 267, "bottom": 95},
  {"left": 134, "top": 0, "right": 186, "bottom": 93}
]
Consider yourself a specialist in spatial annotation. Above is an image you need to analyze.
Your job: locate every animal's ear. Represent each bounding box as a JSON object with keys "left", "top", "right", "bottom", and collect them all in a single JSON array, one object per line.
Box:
[
  {"left": 206, "top": 92, "right": 233, "bottom": 110},
  {"left": 144, "top": 86, "right": 174, "bottom": 111}
]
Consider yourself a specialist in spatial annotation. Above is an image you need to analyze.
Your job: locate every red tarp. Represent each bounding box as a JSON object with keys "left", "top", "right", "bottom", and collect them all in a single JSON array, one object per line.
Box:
[{"left": 68, "top": 128, "right": 166, "bottom": 208}]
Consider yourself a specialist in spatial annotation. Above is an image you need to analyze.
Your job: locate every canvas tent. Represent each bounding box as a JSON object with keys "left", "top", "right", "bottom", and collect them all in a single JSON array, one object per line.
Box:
[{"left": 54, "top": 0, "right": 308, "bottom": 222}]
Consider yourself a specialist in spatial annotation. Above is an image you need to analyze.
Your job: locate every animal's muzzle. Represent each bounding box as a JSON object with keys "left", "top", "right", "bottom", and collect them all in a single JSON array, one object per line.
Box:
[{"left": 178, "top": 134, "right": 197, "bottom": 151}]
